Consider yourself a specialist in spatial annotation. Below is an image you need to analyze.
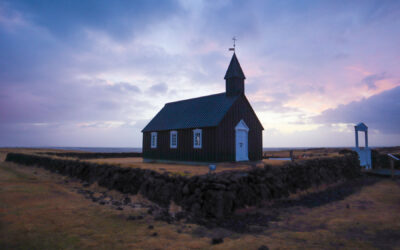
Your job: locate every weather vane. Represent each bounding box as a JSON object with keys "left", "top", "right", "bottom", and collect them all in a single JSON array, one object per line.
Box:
[{"left": 229, "top": 36, "right": 237, "bottom": 52}]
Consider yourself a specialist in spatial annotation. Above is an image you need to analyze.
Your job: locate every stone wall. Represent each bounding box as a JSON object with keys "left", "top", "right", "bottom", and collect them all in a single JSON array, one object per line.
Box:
[
  {"left": 5, "top": 153, "right": 361, "bottom": 219},
  {"left": 38, "top": 152, "right": 142, "bottom": 159},
  {"left": 371, "top": 150, "right": 400, "bottom": 169}
]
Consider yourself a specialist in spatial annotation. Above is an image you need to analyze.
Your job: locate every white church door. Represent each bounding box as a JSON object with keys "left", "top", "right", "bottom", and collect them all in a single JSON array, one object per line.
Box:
[{"left": 235, "top": 119, "right": 249, "bottom": 161}]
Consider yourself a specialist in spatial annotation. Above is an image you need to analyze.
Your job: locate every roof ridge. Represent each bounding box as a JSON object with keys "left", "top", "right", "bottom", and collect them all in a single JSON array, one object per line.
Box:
[
  {"left": 142, "top": 92, "right": 239, "bottom": 132},
  {"left": 165, "top": 92, "right": 227, "bottom": 105}
]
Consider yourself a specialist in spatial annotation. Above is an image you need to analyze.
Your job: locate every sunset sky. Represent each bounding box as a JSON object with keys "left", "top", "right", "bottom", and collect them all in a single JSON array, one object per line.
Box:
[{"left": 1, "top": 0, "right": 399, "bottom": 148}]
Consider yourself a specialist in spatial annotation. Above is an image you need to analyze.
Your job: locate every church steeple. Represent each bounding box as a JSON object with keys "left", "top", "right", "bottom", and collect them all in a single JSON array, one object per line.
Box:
[{"left": 225, "top": 53, "right": 246, "bottom": 96}]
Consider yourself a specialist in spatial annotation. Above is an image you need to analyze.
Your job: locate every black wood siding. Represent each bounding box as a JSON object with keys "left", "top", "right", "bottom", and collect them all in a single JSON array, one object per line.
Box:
[
  {"left": 142, "top": 94, "right": 263, "bottom": 162},
  {"left": 143, "top": 127, "right": 217, "bottom": 162},
  {"left": 215, "top": 94, "right": 263, "bottom": 161}
]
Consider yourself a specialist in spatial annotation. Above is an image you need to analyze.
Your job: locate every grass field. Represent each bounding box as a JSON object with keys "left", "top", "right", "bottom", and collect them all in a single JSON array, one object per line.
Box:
[
  {"left": 84, "top": 158, "right": 285, "bottom": 177},
  {"left": 0, "top": 148, "right": 286, "bottom": 177},
  {"left": 2, "top": 146, "right": 399, "bottom": 177},
  {"left": 1, "top": 149, "right": 400, "bottom": 249}
]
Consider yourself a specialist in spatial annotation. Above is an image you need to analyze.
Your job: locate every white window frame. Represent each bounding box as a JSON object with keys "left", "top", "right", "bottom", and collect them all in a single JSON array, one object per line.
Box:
[
  {"left": 170, "top": 130, "right": 178, "bottom": 148},
  {"left": 151, "top": 132, "right": 157, "bottom": 148},
  {"left": 193, "top": 129, "right": 202, "bottom": 149}
]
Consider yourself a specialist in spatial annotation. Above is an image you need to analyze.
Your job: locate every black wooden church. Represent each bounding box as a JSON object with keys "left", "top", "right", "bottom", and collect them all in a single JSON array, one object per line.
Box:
[{"left": 142, "top": 53, "right": 264, "bottom": 162}]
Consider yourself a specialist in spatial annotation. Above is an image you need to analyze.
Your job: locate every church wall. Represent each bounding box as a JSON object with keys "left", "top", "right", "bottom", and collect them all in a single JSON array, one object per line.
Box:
[
  {"left": 143, "top": 95, "right": 263, "bottom": 162},
  {"left": 142, "top": 127, "right": 218, "bottom": 162},
  {"left": 216, "top": 95, "right": 263, "bottom": 161}
]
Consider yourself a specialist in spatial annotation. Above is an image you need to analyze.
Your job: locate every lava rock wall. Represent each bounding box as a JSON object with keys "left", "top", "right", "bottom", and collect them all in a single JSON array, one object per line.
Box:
[
  {"left": 38, "top": 152, "right": 142, "bottom": 159},
  {"left": 6, "top": 153, "right": 361, "bottom": 219},
  {"left": 371, "top": 150, "right": 400, "bottom": 169}
]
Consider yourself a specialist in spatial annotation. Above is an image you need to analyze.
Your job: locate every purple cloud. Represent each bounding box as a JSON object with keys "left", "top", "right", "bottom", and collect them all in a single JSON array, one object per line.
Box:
[
  {"left": 1, "top": 0, "right": 400, "bottom": 147},
  {"left": 362, "top": 72, "right": 387, "bottom": 90},
  {"left": 148, "top": 82, "right": 168, "bottom": 95},
  {"left": 314, "top": 86, "right": 400, "bottom": 133}
]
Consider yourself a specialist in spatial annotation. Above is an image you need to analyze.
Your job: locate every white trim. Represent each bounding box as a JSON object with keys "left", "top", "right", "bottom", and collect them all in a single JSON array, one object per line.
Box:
[
  {"left": 235, "top": 119, "right": 249, "bottom": 132},
  {"left": 193, "top": 129, "right": 202, "bottom": 149},
  {"left": 170, "top": 130, "right": 178, "bottom": 148},
  {"left": 151, "top": 132, "right": 157, "bottom": 148}
]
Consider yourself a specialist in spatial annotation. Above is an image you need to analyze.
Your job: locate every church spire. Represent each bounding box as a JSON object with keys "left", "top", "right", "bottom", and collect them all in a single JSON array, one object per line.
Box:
[
  {"left": 225, "top": 52, "right": 246, "bottom": 96},
  {"left": 224, "top": 53, "right": 246, "bottom": 80}
]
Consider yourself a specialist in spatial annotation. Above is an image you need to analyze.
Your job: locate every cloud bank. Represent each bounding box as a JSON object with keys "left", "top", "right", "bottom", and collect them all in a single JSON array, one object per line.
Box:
[
  {"left": 1, "top": 0, "right": 400, "bottom": 147},
  {"left": 315, "top": 86, "right": 400, "bottom": 134}
]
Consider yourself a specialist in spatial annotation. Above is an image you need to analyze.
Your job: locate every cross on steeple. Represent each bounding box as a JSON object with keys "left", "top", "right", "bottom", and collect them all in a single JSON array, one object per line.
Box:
[
  {"left": 229, "top": 36, "right": 237, "bottom": 52},
  {"left": 225, "top": 41, "right": 246, "bottom": 96}
]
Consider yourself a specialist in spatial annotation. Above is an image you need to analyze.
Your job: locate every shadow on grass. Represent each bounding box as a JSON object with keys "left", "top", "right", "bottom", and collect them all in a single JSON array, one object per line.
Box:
[
  {"left": 272, "top": 176, "right": 380, "bottom": 209},
  {"left": 195, "top": 176, "right": 381, "bottom": 233}
]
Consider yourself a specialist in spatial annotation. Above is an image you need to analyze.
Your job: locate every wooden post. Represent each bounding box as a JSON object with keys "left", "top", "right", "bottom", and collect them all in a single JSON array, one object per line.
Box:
[{"left": 391, "top": 159, "right": 395, "bottom": 179}]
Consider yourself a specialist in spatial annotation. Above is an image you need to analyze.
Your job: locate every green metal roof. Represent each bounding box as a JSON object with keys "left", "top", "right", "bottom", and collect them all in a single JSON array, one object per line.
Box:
[{"left": 142, "top": 93, "right": 239, "bottom": 132}]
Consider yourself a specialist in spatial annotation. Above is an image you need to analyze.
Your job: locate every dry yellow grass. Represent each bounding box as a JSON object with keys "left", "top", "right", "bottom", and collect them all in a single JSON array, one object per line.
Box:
[
  {"left": 261, "top": 179, "right": 400, "bottom": 249},
  {"left": 374, "top": 146, "right": 400, "bottom": 154},
  {"left": 0, "top": 147, "right": 83, "bottom": 154},
  {"left": 0, "top": 147, "right": 349, "bottom": 177},
  {"left": 263, "top": 148, "right": 342, "bottom": 160},
  {"left": 0, "top": 148, "right": 288, "bottom": 177},
  {"left": 0, "top": 161, "right": 211, "bottom": 250},
  {"left": 84, "top": 158, "right": 271, "bottom": 177},
  {"left": 1, "top": 151, "right": 400, "bottom": 249}
]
